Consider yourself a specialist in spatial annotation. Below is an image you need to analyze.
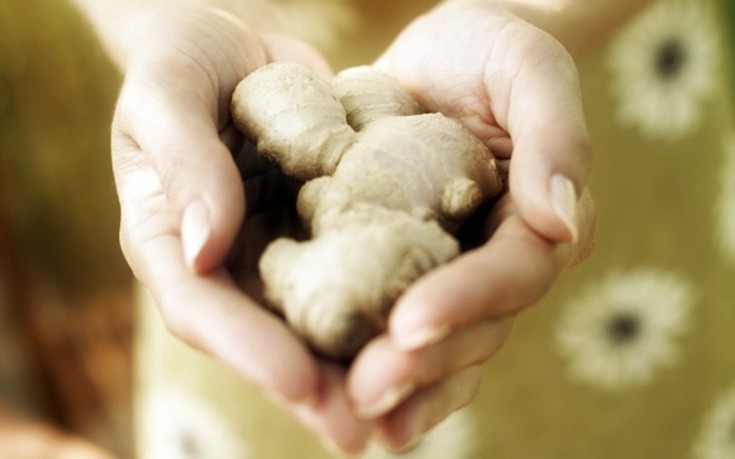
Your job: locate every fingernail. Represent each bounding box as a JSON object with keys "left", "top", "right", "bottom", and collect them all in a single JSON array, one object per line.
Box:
[
  {"left": 181, "top": 199, "right": 211, "bottom": 268},
  {"left": 396, "top": 324, "right": 452, "bottom": 351},
  {"left": 321, "top": 437, "right": 360, "bottom": 459},
  {"left": 388, "top": 412, "right": 426, "bottom": 454},
  {"left": 356, "top": 382, "right": 415, "bottom": 419},
  {"left": 550, "top": 174, "right": 578, "bottom": 242},
  {"left": 266, "top": 387, "right": 318, "bottom": 410},
  {"left": 396, "top": 431, "right": 424, "bottom": 454}
]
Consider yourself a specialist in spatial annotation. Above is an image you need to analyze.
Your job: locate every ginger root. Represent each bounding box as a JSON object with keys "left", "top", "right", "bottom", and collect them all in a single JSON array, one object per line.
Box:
[{"left": 231, "top": 62, "right": 503, "bottom": 361}]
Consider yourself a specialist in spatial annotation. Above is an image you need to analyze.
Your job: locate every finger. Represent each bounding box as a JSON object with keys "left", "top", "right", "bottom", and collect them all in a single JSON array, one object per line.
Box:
[
  {"left": 290, "top": 365, "right": 374, "bottom": 456},
  {"left": 348, "top": 317, "right": 512, "bottom": 419},
  {"left": 116, "top": 153, "right": 318, "bottom": 403},
  {"left": 139, "top": 260, "right": 318, "bottom": 405},
  {"left": 488, "top": 26, "right": 592, "bottom": 243},
  {"left": 114, "top": 76, "right": 243, "bottom": 273},
  {"left": 377, "top": 6, "right": 592, "bottom": 243},
  {"left": 375, "top": 366, "right": 483, "bottom": 453},
  {"left": 564, "top": 188, "right": 596, "bottom": 267},
  {"left": 389, "top": 192, "right": 594, "bottom": 351},
  {"left": 114, "top": 46, "right": 266, "bottom": 273}
]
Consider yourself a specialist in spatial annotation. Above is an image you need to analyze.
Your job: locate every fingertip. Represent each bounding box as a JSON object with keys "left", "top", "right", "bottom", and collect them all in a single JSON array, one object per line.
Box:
[
  {"left": 376, "top": 368, "right": 483, "bottom": 453},
  {"left": 264, "top": 354, "right": 320, "bottom": 405},
  {"left": 254, "top": 332, "right": 320, "bottom": 405},
  {"left": 549, "top": 173, "right": 579, "bottom": 243},
  {"left": 389, "top": 281, "right": 452, "bottom": 351},
  {"left": 180, "top": 157, "right": 246, "bottom": 274},
  {"left": 292, "top": 365, "right": 374, "bottom": 456},
  {"left": 509, "top": 143, "right": 586, "bottom": 244},
  {"left": 498, "top": 37, "right": 591, "bottom": 244},
  {"left": 390, "top": 318, "right": 452, "bottom": 352},
  {"left": 395, "top": 325, "right": 453, "bottom": 352},
  {"left": 181, "top": 199, "right": 212, "bottom": 270},
  {"left": 182, "top": 200, "right": 245, "bottom": 274}
]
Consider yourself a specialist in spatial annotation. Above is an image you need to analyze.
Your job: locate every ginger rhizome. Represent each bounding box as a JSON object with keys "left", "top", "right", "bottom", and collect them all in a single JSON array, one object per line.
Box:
[{"left": 231, "top": 62, "right": 503, "bottom": 361}]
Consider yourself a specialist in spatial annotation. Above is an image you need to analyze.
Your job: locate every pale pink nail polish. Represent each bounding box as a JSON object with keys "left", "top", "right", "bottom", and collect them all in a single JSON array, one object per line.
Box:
[
  {"left": 550, "top": 174, "right": 579, "bottom": 242},
  {"left": 356, "top": 382, "right": 415, "bottom": 419},
  {"left": 181, "top": 199, "right": 211, "bottom": 267},
  {"left": 396, "top": 324, "right": 452, "bottom": 351}
]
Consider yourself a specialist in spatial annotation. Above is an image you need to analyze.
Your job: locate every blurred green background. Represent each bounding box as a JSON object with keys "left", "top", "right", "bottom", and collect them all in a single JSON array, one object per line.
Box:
[
  {"left": 726, "top": 0, "right": 735, "bottom": 100},
  {"left": 0, "top": 0, "right": 133, "bottom": 456}
]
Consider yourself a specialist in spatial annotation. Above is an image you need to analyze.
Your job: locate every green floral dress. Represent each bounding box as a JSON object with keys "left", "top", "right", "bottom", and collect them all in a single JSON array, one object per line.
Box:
[{"left": 134, "top": 1, "right": 735, "bottom": 458}]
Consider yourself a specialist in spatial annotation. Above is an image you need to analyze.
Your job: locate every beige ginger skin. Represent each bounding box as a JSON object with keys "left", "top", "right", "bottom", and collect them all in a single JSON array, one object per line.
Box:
[{"left": 231, "top": 62, "right": 503, "bottom": 361}]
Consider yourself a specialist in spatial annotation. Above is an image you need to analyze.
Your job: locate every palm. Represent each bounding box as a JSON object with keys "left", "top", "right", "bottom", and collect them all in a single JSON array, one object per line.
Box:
[
  {"left": 224, "top": 142, "right": 305, "bottom": 304},
  {"left": 112, "top": 7, "right": 375, "bottom": 453},
  {"left": 340, "top": 2, "right": 594, "bottom": 451}
]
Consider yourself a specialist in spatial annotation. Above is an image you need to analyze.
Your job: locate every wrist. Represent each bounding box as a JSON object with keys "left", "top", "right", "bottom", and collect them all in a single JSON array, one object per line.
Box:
[
  {"left": 442, "top": 0, "right": 651, "bottom": 58},
  {"left": 69, "top": 0, "right": 278, "bottom": 70}
]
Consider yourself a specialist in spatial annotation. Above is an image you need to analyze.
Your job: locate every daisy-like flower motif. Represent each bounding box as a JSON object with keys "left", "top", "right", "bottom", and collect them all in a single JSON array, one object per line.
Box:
[
  {"left": 606, "top": 0, "right": 719, "bottom": 141},
  {"left": 716, "top": 133, "right": 735, "bottom": 262},
  {"left": 555, "top": 268, "right": 696, "bottom": 391},
  {"left": 138, "top": 387, "right": 250, "bottom": 459},
  {"left": 362, "top": 409, "right": 476, "bottom": 459},
  {"left": 693, "top": 383, "right": 735, "bottom": 459}
]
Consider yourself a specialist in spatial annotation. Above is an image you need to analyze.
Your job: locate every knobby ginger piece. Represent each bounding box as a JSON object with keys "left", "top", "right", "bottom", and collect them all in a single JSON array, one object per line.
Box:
[{"left": 231, "top": 62, "right": 503, "bottom": 360}]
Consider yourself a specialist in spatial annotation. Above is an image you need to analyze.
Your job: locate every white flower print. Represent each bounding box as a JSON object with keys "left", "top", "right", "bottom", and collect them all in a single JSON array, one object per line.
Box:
[
  {"left": 138, "top": 387, "right": 249, "bottom": 459},
  {"left": 693, "top": 383, "right": 735, "bottom": 459},
  {"left": 555, "top": 268, "right": 696, "bottom": 391},
  {"left": 361, "top": 408, "right": 476, "bottom": 459},
  {"left": 607, "top": 0, "right": 719, "bottom": 141},
  {"left": 716, "top": 133, "right": 735, "bottom": 262}
]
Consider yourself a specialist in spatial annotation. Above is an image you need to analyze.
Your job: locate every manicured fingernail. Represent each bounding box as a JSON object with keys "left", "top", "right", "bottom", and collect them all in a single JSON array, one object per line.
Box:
[
  {"left": 267, "top": 387, "right": 317, "bottom": 409},
  {"left": 550, "top": 174, "right": 578, "bottom": 242},
  {"left": 396, "top": 431, "right": 424, "bottom": 454},
  {"left": 181, "top": 199, "right": 211, "bottom": 267},
  {"left": 356, "top": 382, "right": 415, "bottom": 419},
  {"left": 320, "top": 437, "right": 360, "bottom": 459},
  {"left": 396, "top": 324, "right": 452, "bottom": 351},
  {"left": 389, "top": 411, "right": 426, "bottom": 454}
]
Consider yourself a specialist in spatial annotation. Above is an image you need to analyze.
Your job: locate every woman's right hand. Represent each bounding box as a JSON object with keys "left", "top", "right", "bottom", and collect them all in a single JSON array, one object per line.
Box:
[{"left": 111, "top": 6, "right": 372, "bottom": 454}]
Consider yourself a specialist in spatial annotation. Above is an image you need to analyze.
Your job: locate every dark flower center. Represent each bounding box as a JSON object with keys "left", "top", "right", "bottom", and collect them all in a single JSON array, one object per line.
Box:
[
  {"left": 656, "top": 39, "right": 686, "bottom": 79},
  {"left": 607, "top": 313, "right": 640, "bottom": 345}
]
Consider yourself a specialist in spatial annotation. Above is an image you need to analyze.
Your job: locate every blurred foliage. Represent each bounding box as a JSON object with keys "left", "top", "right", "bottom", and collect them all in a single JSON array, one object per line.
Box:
[
  {"left": 0, "top": 1, "right": 133, "bottom": 457},
  {"left": 0, "top": 0, "right": 128, "bottom": 300}
]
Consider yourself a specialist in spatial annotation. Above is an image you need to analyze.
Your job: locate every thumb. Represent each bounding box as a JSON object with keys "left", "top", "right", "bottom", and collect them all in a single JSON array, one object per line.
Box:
[
  {"left": 500, "top": 35, "right": 591, "bottom": 243},
  {"left": 115, "top": 64, "right": 247, "bottom": 273}
]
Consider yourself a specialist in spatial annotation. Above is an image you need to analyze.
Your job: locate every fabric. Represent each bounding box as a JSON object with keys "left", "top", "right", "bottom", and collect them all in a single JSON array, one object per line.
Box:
[{"left": 134, "top": 0, "right": 735, "bottom": 458}]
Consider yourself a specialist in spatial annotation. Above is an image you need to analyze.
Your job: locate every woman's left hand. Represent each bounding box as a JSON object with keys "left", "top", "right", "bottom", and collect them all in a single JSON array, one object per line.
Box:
[{"left": 346, "top": 1, "right": 596, "bottom": 451}]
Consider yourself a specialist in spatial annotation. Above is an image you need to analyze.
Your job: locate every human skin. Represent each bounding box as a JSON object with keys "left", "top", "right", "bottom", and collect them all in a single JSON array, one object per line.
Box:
[{"left": 68, "top": 0, "right": 648, "bottom": 454}]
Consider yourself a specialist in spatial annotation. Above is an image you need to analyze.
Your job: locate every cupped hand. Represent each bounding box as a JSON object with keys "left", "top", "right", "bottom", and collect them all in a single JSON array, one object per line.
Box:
[
  {"left": 347, "top": 1, "right": 596, "bottom": 451},
  {"left": 111, "top": 6, "right": 371, "bottom": 454}
]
